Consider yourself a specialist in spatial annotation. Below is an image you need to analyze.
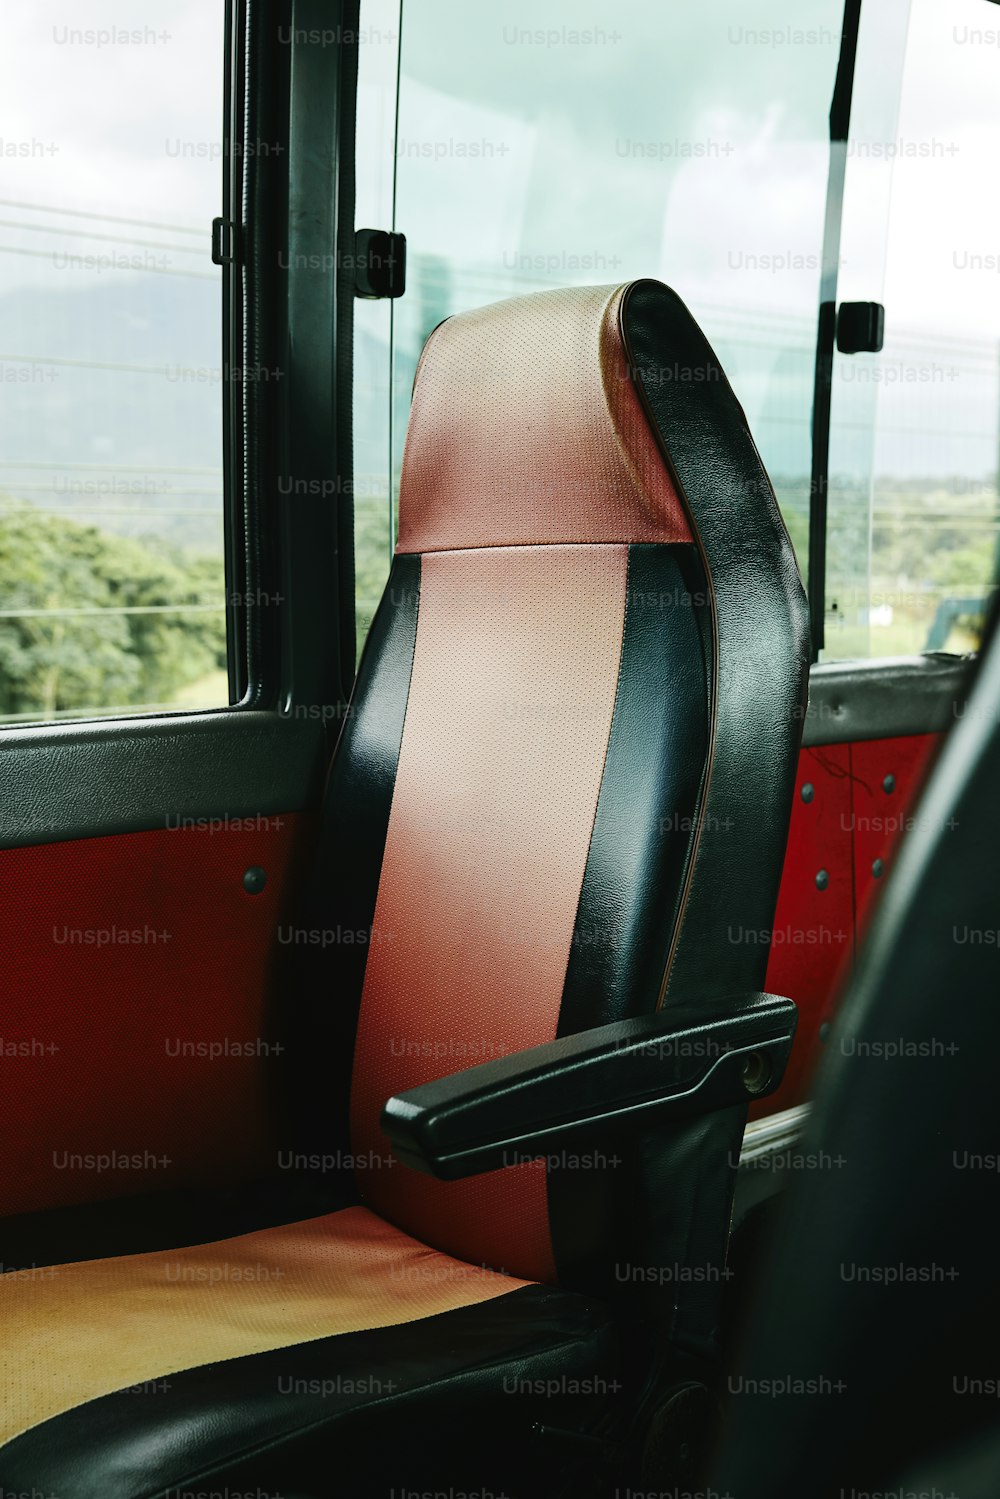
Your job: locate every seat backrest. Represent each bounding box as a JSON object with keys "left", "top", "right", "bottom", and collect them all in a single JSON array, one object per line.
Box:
[{"left": 295, "top": 280, "right": 809, "bottom": 1285}]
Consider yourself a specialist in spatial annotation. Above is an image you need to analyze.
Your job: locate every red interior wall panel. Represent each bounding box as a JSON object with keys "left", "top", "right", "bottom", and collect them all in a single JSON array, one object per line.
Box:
[
  {"left": 0, "top": 731, "right": 946, "bottom": 1209},
  {"left": 759, "top": 732, "right": 942, "bottom": 1116},
  {"left": 0, "top": 818, "right": 302, "bottom": 1218},
  {"left": 850, "top": 734, "right": 939, "bottom": 937},
  {"left": 757, "top": 745, "right": 854, "bottom": 1117}
]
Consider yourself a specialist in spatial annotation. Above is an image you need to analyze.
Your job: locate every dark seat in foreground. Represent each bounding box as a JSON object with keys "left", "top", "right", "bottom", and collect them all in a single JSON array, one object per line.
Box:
[{"left": 713, "top": 614, "right": 1000, "bottom": 1497}]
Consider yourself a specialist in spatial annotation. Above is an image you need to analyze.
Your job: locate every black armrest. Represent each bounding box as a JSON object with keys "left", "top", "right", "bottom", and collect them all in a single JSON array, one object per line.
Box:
[{"left": 382, "top": 992, "right": 796, "bottom": 1180}]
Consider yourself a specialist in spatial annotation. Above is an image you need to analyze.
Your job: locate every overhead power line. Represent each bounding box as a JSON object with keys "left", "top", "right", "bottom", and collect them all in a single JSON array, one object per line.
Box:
[
  {"left": 0, "top": 461, "right": 222, "bottom": 474},
  {"left": 0, "top": 604, "right": 224, "bottom": 619},
  {"left": 0, "top": 244, "right": 215, "bottom": 280},
  {"left": 0, "top": 218, "right": 206, "bottom": 256},
  {"left": 0, "top": 198, "right": 204, "bottom": 237},
  {"left": 7, "top": 483, "right": 222, "bottom": 496},
  {"left": 0, "top": 352, "right": 220, "bottom": 377},
  {"left": 0, "top": 506, "right": 222, "bottom": 518}
]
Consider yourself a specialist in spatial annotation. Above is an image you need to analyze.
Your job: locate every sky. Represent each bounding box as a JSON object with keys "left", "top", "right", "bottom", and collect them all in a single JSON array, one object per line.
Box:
[
  {"left": 356, "top": 0, "right": 1000, "bottom": 487},
  {"left": 0, "top": 0, "right": 996, "bottom": 491},
  {"left": 0, "top": 0, "right": 222, "bottom": 294},
  {"left": 369, "top": 0, "right": 1000, "bottom": 341},
  {"left": 0, "top": 0, "right": 995, "bottom": 339}
]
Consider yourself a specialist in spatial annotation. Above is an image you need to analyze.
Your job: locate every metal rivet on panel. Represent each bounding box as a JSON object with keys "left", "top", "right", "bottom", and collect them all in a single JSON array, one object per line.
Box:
[
  {"left": 815, "top": 869, "right": 829, "bottom": 891},
  {"left": 801, "top": 782, "right": 814, "bottom": 803},
  {"left": 243, "top": 866, "right": 267, "bottom": 894},
  {"left": 819, "top": 1021, "right": 831, "bottom": 1044},
  {"left": 883, "top": 774, "right": 896, "bottom": 794},
  {"left": 872, "top": 858, "right": 884, "bottom": 879}
]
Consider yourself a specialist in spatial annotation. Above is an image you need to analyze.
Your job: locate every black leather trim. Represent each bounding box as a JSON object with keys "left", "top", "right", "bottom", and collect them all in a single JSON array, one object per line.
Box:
[
  {"left": 0, "top": 1284, "right": 621, "bottom": 1499},
  {"left": 0, "top": 710, "right": 326, "bottom": 850},
  {"left": 549, "top": 542, "right": 709, "bottom": 1296},
  {"left": 559, "top": 543, "right": 710, "bottom": 1034},
  {"left": 804, "top": 655, "right": 974, "bottom": 746},
  {"left": 282, "top": 553, "right": 420, "bottom": 1172},
  {"left": 621, "top": 280, "right": 810, "bottom": 1003},
  {"left": 629, "top": 1104, "right": 747, "bottom": 1353}
]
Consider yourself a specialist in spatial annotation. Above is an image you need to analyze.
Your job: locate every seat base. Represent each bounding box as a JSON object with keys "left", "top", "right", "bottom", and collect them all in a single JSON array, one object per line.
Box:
[{"left": 0, "top": 1193, "right": 623, "bottom": 1499}]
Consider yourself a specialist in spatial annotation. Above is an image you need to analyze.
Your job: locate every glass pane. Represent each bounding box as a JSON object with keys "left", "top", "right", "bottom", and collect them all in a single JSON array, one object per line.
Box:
[
  {"left": 822, "top": 0, "right": 911, "bottom": 660},
  {"left": 381, "top": 0, "right": 844, "bottom": 582},
  {"left": 353, "top": 1, "right": 400, "bottom": 657},
  {"left": 0, "top": 3, "right": 227, "bottom": 723},
  {"left": 824, "top": 0, "right": 1000, "bottom": 659}
]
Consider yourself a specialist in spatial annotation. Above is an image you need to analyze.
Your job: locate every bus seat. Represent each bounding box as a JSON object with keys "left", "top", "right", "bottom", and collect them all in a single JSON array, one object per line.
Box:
[{"left": 0, "top": 279, "right": 808, "bottom": 1498}]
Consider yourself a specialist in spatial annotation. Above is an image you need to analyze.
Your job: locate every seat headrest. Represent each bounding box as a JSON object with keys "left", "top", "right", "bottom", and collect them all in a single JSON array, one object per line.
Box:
[{"left": 396, "top": 281, "right": 692, "bottom": 554}]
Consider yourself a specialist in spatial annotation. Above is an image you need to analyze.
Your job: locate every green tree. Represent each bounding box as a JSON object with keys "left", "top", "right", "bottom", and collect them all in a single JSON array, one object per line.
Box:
[
  {"left": 353, "top": 494, "right": 392, "bottom": 659},
  {"left": 0, "top": 503, "right": 226, "bottom": 719}
]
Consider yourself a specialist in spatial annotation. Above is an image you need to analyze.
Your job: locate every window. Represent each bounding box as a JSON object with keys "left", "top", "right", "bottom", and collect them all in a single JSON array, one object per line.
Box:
[
  {"left": 0, "top": 2, "right": 228, "bottom": 723},
  {"left": 823, "top": 0, "right": 1000, "bottom": 659},
  {"left": 354, "top": 0, "right": 844, "bottom": 652},
  {"left": 354, "top": 0, "right": 1000, "bottom": 667},
  {"left": 354, "top": 4, "right": 400, "bottom": 651}
]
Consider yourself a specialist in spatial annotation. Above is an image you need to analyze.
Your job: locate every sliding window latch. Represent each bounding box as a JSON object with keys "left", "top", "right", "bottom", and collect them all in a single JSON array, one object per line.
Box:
[
  {"left": 212, "top": 216, "right": 237, "bottom": 267},
  {"left": 354, "top": 228, "right": 406, "bottom": 299},
  {"left": 836, "top": 301, "right": 885, "bottom": 354}
]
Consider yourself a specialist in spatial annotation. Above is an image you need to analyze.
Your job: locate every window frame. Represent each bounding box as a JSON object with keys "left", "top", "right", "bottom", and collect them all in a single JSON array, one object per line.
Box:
[{"left": 227, "top": 0, "right": 360, "bottom": 720}]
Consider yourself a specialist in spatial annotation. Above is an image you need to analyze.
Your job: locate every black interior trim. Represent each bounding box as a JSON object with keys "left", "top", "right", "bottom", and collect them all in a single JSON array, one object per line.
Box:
[
  {"left": 0, "top": 711, "right": 325, "bottom": 849},
  {"left": 804, "top": 656, "right": 974, "bottom": 746},
  {"left": 334, "top": 0, "right": 362, "bottom": 692},
  {"left": 235, "top": 0, "right": 359, "bottom": 716},
  {"left": 239, "top": 0, "right": 288, "bottom": 707},
  {"left": 276, "top": 0, "right": 360, "bottom": 714},
  {"left": 221, "top": 0, "right": 248, "bottom": 703}
]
